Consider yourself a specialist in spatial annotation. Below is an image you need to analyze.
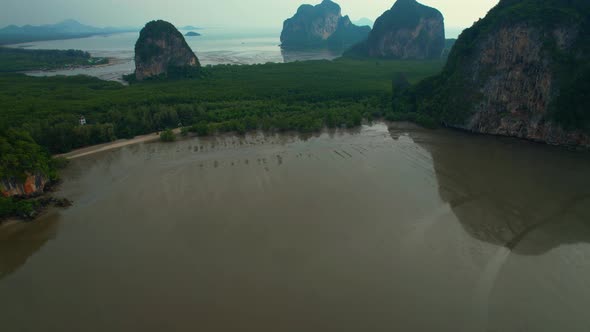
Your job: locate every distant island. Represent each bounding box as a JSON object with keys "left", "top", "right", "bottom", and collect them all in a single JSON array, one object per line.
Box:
[
  {"left": 0, "top": 19, "right": 138, "bottom": 45},
  {"left": 184, "top": 31, "right": 201, "bottom": 37},
  {"left": 179, "top": 25, "right": 203, "bottom": 30},
  {"left": 280, "top": 0, "right": 370, "bottom": 50},
  {"left": 0, "top": 47, "right": 108, "bottom": 72}
]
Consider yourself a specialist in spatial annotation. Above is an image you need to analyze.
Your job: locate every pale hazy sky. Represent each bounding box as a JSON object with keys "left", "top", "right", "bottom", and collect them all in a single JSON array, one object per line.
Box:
[{"left": 1, "top": 0, "right": 499, "bottom": 30}]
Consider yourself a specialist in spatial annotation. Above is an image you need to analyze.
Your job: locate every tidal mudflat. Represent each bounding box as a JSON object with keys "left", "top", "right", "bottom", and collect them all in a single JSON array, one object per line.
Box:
[{"left": 1, "top": 122, "right": 589, "bottom": 332}]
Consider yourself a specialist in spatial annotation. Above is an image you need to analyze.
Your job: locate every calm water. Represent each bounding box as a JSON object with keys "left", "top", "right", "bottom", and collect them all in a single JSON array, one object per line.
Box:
[
  {"left": 8, "top": 28, "right": 340, "bottom": 82},
  {"left": 1, "top": 123, "right": 590, "bottom": 331}
]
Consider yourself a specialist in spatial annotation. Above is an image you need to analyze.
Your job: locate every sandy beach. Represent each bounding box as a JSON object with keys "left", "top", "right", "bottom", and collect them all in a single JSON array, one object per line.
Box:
[{"left": 57, "top": 128, "right": 180, "bottom": 159}]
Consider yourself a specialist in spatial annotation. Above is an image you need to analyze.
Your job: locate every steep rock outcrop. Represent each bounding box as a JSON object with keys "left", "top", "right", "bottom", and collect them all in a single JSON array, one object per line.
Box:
[
  {"left": 280, "top": 0, "right": 370, "bottom": 49},
  {"left": 0, "top": 130, "right": 55, "bottom": 199},
  {"left": 134, "top": 20, "right": 200, "bottom": 81},
  {"left": 347, "top": 0, "right": 444, "bottom": 59},
  {"left": 1, "top": 174, "right": 48, "bottom": 198},
  {"left": 414, "top": 0, "right": 590, "bottom": 147}
]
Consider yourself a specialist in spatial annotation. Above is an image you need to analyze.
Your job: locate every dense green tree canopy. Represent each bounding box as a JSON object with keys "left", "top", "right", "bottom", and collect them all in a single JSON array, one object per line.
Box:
[
  {"left": 0, "top": 58, "right": 443, "bottom": 154},
  {"left": 0, "top": 129, "right": 55, "bottom": 181}
]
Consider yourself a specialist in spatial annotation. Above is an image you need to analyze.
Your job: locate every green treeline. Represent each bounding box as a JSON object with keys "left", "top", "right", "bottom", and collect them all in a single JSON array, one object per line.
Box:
[
  {"left": 160, "top": 129, "right": 176, "bottom": 142},
  {"left": 0, "top": 129, "right": 58, "bottom": 220},
  {"left": 0, "top": 129, "right": 56, "bottom": 181},
  {"left": 0, "top": 47, "right": 108, "bottom": 72},
  {"left": 0, "top": 59, "right": 444, "bottom": 154},
  {"left": 0, "top": 196, "right": 39, "bottom": 220},
  {"left": 0, "top": 57, "right": 443, "bottom": 220}
]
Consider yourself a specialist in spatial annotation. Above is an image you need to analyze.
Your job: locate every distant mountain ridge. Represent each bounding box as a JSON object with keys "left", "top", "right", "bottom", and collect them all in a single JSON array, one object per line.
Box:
[
  {"left": 178, "top": 26, "right": 203, "bottom": 30},
  {"left": 352, "top": 18, "right": 373, "bottom": 27},
  {"left": 0, "top": 19, "right": 138, "bottom": 45}
]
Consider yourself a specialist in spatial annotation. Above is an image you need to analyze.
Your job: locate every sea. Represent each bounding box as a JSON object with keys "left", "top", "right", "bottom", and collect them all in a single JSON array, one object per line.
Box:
[{"left": 7, "top": 27, "right": 341, "bottom": 82}]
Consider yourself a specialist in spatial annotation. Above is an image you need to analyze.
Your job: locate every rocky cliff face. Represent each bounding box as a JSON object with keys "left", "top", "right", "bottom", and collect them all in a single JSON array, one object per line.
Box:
[
  {"left": 415, "top": 0, "right": 590, "bottom": 147},
  {"left": 460, "top": 24, "right": 589, "bottom": 146},
  {"left": 280, "top": 0, "right": 370, "bottom": 49},
  {"left": 347, "top": 0, "right": 444, "bottom": 59},
  {"left": 1, "top": 174, "right": 48, "bottom": 198},
  {"left": 134, "top": 20, "right": 200, "bottom": 81}
]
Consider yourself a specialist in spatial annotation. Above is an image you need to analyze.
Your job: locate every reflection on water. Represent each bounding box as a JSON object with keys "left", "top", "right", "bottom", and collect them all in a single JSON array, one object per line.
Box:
[
  {"left": 0, "top": 212, "right": 59, "bottom": 280},
  {"left": 391, "top": 124, "right": 590, "bottom": 255},
  {"left": 0, "top": 123, "right": 589, "bottom": 332},
  {"left": 389, "top": 124, "right": 590, "bottom": 332},
  {"left": 280, "top": 48, "right": 340, "bottom": 63}
]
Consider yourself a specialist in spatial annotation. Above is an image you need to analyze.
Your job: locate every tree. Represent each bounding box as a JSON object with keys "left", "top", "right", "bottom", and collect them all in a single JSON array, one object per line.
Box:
[{"left": 159, "top": 129, "right": 176, "bottom": 142}]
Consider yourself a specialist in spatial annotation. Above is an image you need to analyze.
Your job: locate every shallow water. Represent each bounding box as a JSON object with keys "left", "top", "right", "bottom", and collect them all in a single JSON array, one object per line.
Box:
[
  {"left": 1, "top": 123, "right": 590, "bottom": 332},
  {"left": 9, "top": 28, "right": 340, "bottom": 81}
]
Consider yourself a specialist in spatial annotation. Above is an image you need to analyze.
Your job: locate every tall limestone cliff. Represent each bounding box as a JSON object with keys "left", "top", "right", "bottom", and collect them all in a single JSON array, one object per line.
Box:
[
  {"left": 0, "top": 130, "right": 54, "bottom": 198},
  {"left": 347, "top": 0, "right": 445, "bottom": 59},
  {"left": 280, "top": 0, "right": 370, "bottom": 49},
  {"left": 1, "top": 174, "right": 49, "bottom": 198},
  {"left": 134, "top": 20, "right": 200, "bottom": 81},
  {"left": 412, "top": 0, "right": 590, "bottom": 147}
]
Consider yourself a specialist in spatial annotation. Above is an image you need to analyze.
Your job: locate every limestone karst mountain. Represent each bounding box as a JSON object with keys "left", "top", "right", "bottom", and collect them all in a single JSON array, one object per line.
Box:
[
  {"left": 280, "top": 0, "right": 370, "bottom": 49},
  {"left": 134, "top": 20, "right": 200, "bottom": 81},
  {"left": 347, "top": 0, "right": 445, "bottom": 59},
  {"left": 408, "top": 0, "right": 590, "bottom": 147}
]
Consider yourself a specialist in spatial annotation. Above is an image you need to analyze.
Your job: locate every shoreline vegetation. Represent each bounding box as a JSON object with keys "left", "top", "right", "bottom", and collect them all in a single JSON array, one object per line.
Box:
[
  {"left": 0, "top": 19, "right": 139, "bottom": 46},
  {"left": 0, "top": 58, "right": 445, "bottom": 153},
  {"left": 57, "top": 128, "right": 182, "bottom": 159},
  {"left": 0, "top": 47, "right": 109, "bottom": 73},
  {"left": 0, "top": 57, "right": 445, "bottom": 222}
]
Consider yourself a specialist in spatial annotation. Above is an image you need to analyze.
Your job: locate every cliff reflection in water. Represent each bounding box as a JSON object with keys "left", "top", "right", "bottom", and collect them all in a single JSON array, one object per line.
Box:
[
  {"left": 389, "top": 124, "right": 590, "bottom": 255},
  {"left": 280, "top": 48, "right": 340, "bottom": 63},
  {"left": 1, "top": 124, "right": 590, "bottom": 331},
  {"left": 0, "top": 213, "right": 59, "bottom": 280}
]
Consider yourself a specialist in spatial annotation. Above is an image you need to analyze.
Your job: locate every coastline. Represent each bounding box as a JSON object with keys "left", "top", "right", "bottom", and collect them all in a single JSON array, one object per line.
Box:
[
  {"left": 20, "top": 56, "right": 122, "bottom": 74},
  {"left": 56, "top": 128, "right": 180, "bottom": 160},
  {"left": 0, "top": 218, "right": 21, "bottom": 227},
  {"left": 0, "top": 196, "right": 71, "bottom": 225}
]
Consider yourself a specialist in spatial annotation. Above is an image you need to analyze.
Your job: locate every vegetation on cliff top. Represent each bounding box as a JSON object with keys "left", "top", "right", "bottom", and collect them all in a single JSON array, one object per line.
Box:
[
  {"left": 281, "top": 0, "right": 370, "bottom": 49},
  {"left": 374, "top": 0, "right": 443, "bottom": 31},
  {"left": 0, "top": 129, "right": 66, "bottom": 221},
  {"left": 0, "top": 129, "right": 56, "bottom": 182},
  {"left": 134, "top": 20, "right": 200, "bottom": 80},
  {"left": 346, "top": 0, "right": 444, "bottom": 58},
  {"left": 135, "top": 20, "right": 195, "bottom": 63}
]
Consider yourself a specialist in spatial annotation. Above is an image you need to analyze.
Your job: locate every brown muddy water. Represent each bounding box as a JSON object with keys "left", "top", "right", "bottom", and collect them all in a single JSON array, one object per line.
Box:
[{"left": 1, "top": 122, "right": 590, "bottom": 332}]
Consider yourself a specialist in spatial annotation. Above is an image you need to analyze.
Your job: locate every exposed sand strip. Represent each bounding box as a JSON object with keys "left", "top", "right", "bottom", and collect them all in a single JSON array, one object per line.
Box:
[{"left": 56, "top": 128, "right": 180, "bottom": 160}]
